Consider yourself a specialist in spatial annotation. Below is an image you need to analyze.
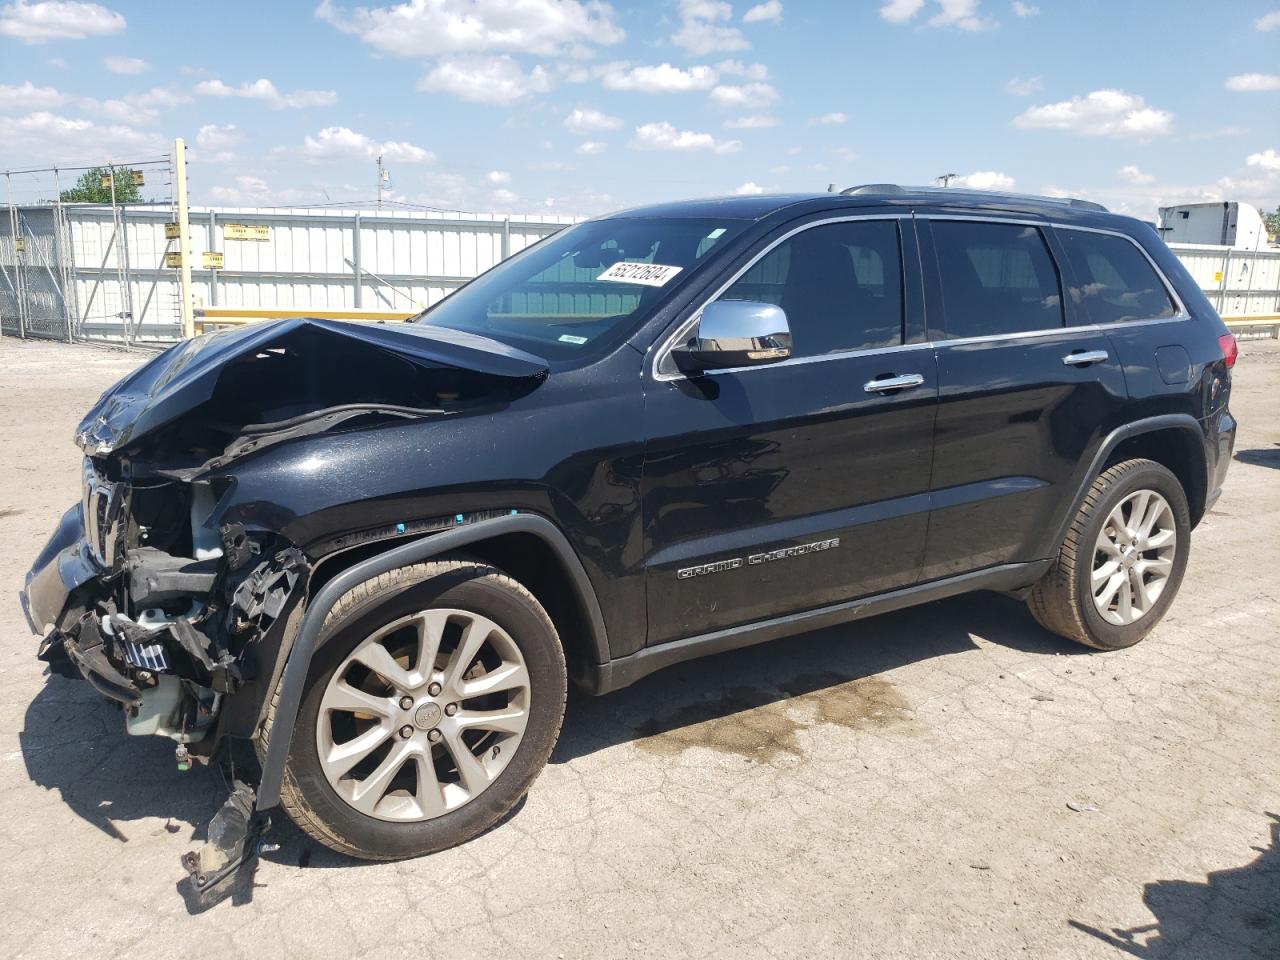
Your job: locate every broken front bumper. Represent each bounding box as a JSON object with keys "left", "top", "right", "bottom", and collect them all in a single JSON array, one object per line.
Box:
[{"left": 22, "top": 502, "right": 102, "bottom": 638}]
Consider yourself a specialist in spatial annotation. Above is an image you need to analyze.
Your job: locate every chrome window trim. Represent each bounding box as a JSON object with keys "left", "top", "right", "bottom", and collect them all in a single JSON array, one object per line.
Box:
[
  {"left": 1048, "top": 221, "right": 1190, "bottom": 323},
  {"left": 649, "top": 213, "right": 1192, "bottom": 383},
  {"left": 651, "top": 213, "right": 910, "bottom": 382}
]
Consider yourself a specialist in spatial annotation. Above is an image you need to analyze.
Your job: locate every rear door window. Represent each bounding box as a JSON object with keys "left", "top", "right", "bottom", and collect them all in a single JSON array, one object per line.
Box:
[
  {"left": 718, "top": 219, "right": 904, "bottom": 357},
  {"left": 930, "top": 221, "right": 1064, "bottom": 338},
  {"left": 1057, "top": 229, "right": 1178, "bottom": 324}
]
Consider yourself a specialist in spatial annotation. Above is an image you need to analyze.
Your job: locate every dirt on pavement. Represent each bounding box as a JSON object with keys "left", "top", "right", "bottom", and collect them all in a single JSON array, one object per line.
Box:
[{"left": 0, "top": 335, "right": 1277, "bottom": 959}]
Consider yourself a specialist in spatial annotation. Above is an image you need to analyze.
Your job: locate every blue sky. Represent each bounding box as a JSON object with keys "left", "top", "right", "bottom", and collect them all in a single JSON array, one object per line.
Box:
[{"left": 1, "top": 0, "right": 1277, "bottom": 218}]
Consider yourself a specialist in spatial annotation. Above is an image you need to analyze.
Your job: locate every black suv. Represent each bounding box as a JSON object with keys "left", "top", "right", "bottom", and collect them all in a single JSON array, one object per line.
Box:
[{"left": 21, "top": 186, "right": 1237, "bottom": 895}]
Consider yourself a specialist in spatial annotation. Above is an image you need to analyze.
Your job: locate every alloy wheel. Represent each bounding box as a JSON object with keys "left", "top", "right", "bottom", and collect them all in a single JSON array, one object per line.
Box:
[
  {"left": 1091, "top": 489, "right": 1177, "bottom": 626},
  {"left": 316, "top": 608, "right": 530, "bottom": 822}
]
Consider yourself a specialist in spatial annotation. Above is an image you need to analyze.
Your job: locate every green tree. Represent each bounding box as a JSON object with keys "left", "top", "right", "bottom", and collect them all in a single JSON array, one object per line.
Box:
[
  {"left": 1263, "top": 204, "right": 1280, "bottom": 243},
  {"left": 59, "top": 166, "right": 142, "bottom": 204}
]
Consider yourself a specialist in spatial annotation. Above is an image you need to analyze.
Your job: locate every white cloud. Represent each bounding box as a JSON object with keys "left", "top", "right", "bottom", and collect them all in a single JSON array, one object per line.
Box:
[
  {"left": 830, "top": 146, "right": 859, "bottom": 162},
  {"left": 879, "top": 0, "right": 993, "bottom": 30},
  {"left": 599, "top": 62, "right": 718, "bottom": 93},
  {"left": 104, "top": 54, "right": 148, "bottom": 75},
  {"left": 195, "top": 77, "right": 338, "bottom": 110},
  {"left": 879, "top": 0, "right": 924, "bottom": 23},
  {"left": 419, "top": 55, "right": 550, "bottom": 104},
  {"left": 1255, "top": 10, "right": 1280, "bottom": 30},
  {"left": 724, "top": 113, "right": 777, "bottom": 129},
  {"left": 1011, "top": 1, "right": 1038, "bottom": 15},
  {"left": 576, "top": 140, "right": 607, "bottom": 155},
  {"left": 22, "top": 84, "right": 187, "bottom": 126},
  {"left": 742, "top": 0, "right": 782, "bottom": 23},
  {"left": 629, "top": 121, "right": 741, "bottom": 154},
  {"left": 951, "top": 170, "right": 1015, "bottom": 189},
  {"left": 715, "top": 59, "right": 769, "bottom": 79},
  {"left": 301, "top": 126, "right": 434, "bottom": 164},
  {"left": 315, "top": 0, "right": 623, "bottom": 57},
  {"left": 564, "top": 107, "right": 622, "bottom": 134},
  {"left": 1013, "top": 89, "right": 1174, "bottom": 139},
  {"left": 490, "top": 187, "right": 519, "bottom": 207},
  {"left": 1006, "top": 75, "right": 1042, "bottom": 96},
  {"left": 207, "top": 175, "right": 271, "bottom": 206},
  {"left": 195, "top": 123, "right": 244, "bottom": 151},
  {"left": 1225, "top": 73, "right": 1280, "bottom": 92},
  {"left": 1117, "top": 164, "right": 1154, "bottom": 185},
  {"left": 709, "top": 81, "right": 778, "bottom": 107},
  {"left": 930, "top": 0, "right": 993, "bottom": 31},
  {"left": 0, "top": 0, "right": 123, "bottom": 43},
  {"left": 0, "top": 111, "right": 166, "bottom": 161},
  {"left": 808, "top": 111, "right": 847, "bottom": 125},
  {"left": 47, "top": 56, "right": 66, "bottom": 67},
  {"left": 486, "top": 170, "right": 511, "bottom": 184},
  {"left": 0, "top": 80, "right": 67, "bottom": 108},
  {"left": 1247, "top": 148, "right": 1280, "bottom": 172},
  {"left": 672, "top": 0, "right": 748, "bottom": 55},
  {"left": 205, "top": 175, "right": 331, "bottom": 208},
  {"left": 734, "top": 181, "right": 765, "bottom": 194},
  {"left": 193, "top": 122, "right": 243, "bottom": 161}
]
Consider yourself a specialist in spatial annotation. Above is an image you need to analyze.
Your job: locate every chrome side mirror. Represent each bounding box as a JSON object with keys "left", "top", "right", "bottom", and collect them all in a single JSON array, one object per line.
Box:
[{"left": 672, "top": 300, "right": 792, "bottom": 373}]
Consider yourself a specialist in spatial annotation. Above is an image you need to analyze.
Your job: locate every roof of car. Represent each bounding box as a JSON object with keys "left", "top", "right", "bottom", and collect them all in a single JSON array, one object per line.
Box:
[{"left": 605, "top": 186, "right": 1119, "bottom": 225}]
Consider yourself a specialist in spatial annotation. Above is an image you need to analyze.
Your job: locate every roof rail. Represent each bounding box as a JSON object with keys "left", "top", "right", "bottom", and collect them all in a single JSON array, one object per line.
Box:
[
  {"left": 838, "top": 183, "right": 1108, "bottom": 213},
  {"left": 841, "top": 184, "right": 906, "bottom": 196}
]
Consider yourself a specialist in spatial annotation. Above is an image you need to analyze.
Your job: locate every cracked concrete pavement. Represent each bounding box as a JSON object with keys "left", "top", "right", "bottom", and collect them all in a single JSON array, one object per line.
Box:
[{"left": 1, "top": 336, "right": 1276, "bottom": 959}]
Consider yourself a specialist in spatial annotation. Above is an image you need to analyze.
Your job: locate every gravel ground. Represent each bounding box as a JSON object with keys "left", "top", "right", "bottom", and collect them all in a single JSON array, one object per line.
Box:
[{"left": 0, "top": 335, "right": 1277, "bottom": 960}]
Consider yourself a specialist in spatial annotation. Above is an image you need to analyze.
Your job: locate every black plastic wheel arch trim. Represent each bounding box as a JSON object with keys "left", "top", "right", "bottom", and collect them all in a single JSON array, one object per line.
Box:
[
  {"left": 1046, "top": 413, "right": 1206, "bottom": 553},
  {"left": 254, "top": 512, "right": 609, "bottom": 812}
]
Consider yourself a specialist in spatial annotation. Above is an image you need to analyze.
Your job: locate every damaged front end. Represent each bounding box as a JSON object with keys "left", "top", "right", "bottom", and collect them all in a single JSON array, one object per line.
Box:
[{"left": 19, "top": 318, "right": 549, "bottom": 905}]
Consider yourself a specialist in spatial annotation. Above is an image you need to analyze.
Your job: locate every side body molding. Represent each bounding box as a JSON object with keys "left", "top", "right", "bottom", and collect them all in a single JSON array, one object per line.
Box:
[{"left": 255, "top": 513, "right": 608, "bottom": 812}]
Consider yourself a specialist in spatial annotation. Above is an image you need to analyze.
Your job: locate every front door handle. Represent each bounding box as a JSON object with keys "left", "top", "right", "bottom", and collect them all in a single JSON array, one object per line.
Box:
[
  {"left": 1062, "top": 350, "right": 1108, "bottom": 367},
  {"left": 863, "top": 373, "right": 925, "bottom": 394}
]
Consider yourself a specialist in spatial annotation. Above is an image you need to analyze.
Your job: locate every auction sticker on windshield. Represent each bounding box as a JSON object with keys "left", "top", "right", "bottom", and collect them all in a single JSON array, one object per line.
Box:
[{"left": 597, "top": 261, "right": 683, "bottom": 287}]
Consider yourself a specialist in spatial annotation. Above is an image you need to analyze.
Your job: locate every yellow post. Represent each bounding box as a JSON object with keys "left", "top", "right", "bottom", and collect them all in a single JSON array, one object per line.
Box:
[{"left": 174, "top": 137, "right": 195, "bottom": 339}]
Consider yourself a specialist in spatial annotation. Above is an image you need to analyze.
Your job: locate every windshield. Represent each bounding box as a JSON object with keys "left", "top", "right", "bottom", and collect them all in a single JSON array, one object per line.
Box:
[{"left": 414, "top": 217, "right": 747, "bottom": 361}]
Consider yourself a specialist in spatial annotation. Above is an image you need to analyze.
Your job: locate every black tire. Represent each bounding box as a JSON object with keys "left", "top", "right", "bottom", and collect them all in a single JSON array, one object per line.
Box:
[
  {"left": 1027, "top": 458, "right": 1191, "bottom": 650},
  {"left": 260, "top": 560, "right": 566, "bottom": 860}
]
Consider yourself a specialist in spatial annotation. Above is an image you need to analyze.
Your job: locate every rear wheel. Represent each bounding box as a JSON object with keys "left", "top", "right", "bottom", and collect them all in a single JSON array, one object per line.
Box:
[
  {"left": 262, "top": 560, "right": 566, "bottom": 860},
  {"left": 1028, "top": 458, "right": 1191, "bottom": 650}
]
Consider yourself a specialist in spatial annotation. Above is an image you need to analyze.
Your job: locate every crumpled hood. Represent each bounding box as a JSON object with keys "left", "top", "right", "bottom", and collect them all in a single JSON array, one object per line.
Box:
[{"left": 75, "top": 318, "right": 549, "bottom": 455}]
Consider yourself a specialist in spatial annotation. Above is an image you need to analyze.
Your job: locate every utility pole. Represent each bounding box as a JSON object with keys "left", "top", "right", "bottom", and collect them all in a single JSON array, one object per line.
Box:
[
  {"left": 376, "top": 154, "right": 386, "bottom": 209},
  {"left": 174, "top": 138, "right": 194, "bottom": 339},
  {"left": 937, "top": 173, "right": 958, "bottom": 188}
]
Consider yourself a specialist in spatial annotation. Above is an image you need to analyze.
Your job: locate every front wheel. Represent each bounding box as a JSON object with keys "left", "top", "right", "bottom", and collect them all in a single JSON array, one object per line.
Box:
[
  {"left": 1028, "top": 458, "right": 1191, "bottom": 650},
  {"left": 261, "top": 560, "right": 567, "bottom": 860}
]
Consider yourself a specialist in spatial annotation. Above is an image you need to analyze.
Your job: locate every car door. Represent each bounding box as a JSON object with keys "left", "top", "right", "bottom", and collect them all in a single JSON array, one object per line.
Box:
[
  {"left": 916, "top": 216, "right": 1129, "bottom": 580},
  {"left": 640, "top": 216, "right": 938, "bottom": 646}
]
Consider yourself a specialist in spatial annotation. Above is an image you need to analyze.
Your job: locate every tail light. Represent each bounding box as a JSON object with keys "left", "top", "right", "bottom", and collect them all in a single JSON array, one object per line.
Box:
[{"left": 1218, "top": 333, "right": 1238, "bottom": 369}]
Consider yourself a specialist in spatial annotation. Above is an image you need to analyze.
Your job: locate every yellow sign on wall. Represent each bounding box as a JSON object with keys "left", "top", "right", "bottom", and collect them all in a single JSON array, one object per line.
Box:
[
  {"left": 164, "top": 252, "right": 183, "bottom": 268},
  {"left": 1214, "top": 271, "right": 1223, "bottom": 283},
  {"left": 164, "top": 222, "right": 181, "bottom": 239},
  {"left": 131, "top": 170, "right": 145, "bottom": 187},
  {"left": 223, "top": 223, "right": 270, "bottom": 241},
  {"left": 202, "top": 251, "right": 224, "bottom": 269}
]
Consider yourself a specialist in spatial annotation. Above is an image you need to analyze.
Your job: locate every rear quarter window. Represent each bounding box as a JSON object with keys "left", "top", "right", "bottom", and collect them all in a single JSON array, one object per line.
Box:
[{"left": 1057, "top": 229, "right": 1178, "bottom": 324}]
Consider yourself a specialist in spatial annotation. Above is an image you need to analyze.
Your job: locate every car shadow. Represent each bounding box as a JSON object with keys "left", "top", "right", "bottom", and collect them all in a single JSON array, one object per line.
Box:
[
  {"left": 1235, "top": 445, "right": 1280, "bottom": 470},
  {"left": 551, "top": 591, "right": 1086, "bottom": 764},
  {"left": 1068, "top": 812, "right": 1280, "bottom": 958},
  {"left": 20, "top": 590, "right": 1084, "bottom": 894}
]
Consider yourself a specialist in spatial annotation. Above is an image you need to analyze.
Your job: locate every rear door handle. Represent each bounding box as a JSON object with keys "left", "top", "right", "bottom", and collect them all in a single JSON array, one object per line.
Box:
[
  {"left": 1062, "top": 350, "right": 1108, "bottom": 367},
  {"left": 863, "top": 373, "right": 925, "bottom": 394}
]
